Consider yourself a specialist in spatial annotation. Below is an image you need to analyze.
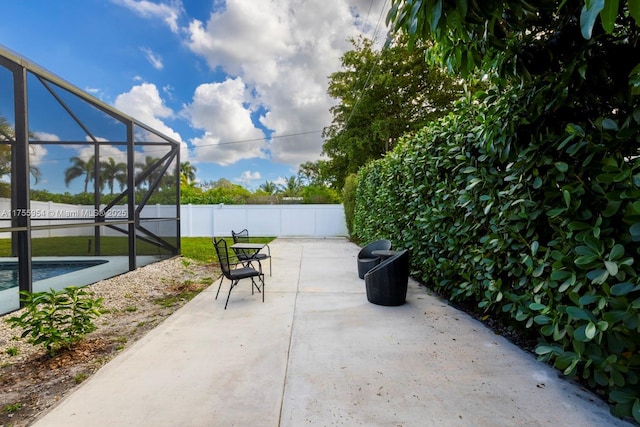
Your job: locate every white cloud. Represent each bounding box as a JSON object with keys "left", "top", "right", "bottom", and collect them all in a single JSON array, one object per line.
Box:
[
  {"left": 28, "top": 144, "right": 48, "bottom": 168},
  {"left": 110, "top": 0, "right": 389, "bottom": 172},
  {"left": 114, "top": 82, "right": 182, "bottom": 143},
  {"left": 162, "top": 84, "right": 174, "bottom": 99},
  {"left": 235, "top": 170, "right": 262, "bottom": 187},
  {"left": 111, "top": 0, "right": 182, "bottom": 33},
  {"left": 179, "top": 141, "right": 190, "bottom": 166},
  {"left": 27, "top": 133, "right": 51, "bottom": 175},
  {"left": 71, "top": 144, "right": 182, "bottom": 180},
  {"left": 85, "top": 136, "right": 110, "bottom": 143},
  {"left": 185, "top": 0, "right": 389, "bottom": 168},
  {"left": 183, "top": 77, "right": 267, "bottom": 165},
  {"left": 274, "top": 176, "right": 288, "bottom": 187},
  {"left": 32, "top": 131, "right": 60, "bottom": 142},
  {"left": 84, "top": 87, "right": 101, "bottom": 96},
  {"left": 74, "top": 145, "right": 128, "bottom": 164},
  {"left": 114, "top": 83, "right": 186, "bottom": 165},
  {"left": 142, "top": 47, "right": 163, "bottom": 70},
  {"left": 115, "top": 82, "right": 172, "bottom": 120}
]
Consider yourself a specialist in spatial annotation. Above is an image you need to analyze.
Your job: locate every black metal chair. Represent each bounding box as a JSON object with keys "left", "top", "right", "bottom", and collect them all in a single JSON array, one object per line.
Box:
[
  {"left": 357, "top": 239, "right": 392, "bottom": 279},
  {"left": 364, "top": 249, "right": 409, "bottom": 306},
  {"left": 213, "top": 238, "right": 265, "bottom": 309},
  {"left": 231, "top": 229, "right": 272, "bottom": 276}
]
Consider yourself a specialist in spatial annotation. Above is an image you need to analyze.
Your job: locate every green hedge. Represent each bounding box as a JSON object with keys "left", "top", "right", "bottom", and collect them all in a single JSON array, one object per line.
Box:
[
  {"left": 354, "top": 84, "right": 640, "bottom": 421},
  {"left": 342, "top": 174, "right": 358, "bottom": 238}
]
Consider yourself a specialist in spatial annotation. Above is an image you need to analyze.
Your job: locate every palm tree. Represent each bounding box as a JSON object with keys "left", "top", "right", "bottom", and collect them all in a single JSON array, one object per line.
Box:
[
  {"left": 180, "top": 161, "right": 197, "bottom": 186},
  {"left": 29, "top": 164, "right": 41, "bottom": 185},
  {"left": 100, "top": 157, "right": 127, "bottom": 194},
  {"left": 64, "top": 155, "right": 96, "bottom": 193},
  {"left": 135, "top": 156, "right": 162, "bottom": 189},
  {"left": 0, "top": 115, "right": 41, "bottom": 183},
  {"left": 279, "top": 176, "right": 303, "bottom": 197},
  {"left": 259, "top": 181, "right": 278, "bottom": 195},
  {"left": 0, "top": 117, "right": 13, "bottom": 178}
]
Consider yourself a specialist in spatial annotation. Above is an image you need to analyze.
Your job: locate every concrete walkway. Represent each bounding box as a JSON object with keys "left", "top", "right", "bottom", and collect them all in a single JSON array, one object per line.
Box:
[{"left": 32, "top": 238, "right": 632, "bottom": 427}]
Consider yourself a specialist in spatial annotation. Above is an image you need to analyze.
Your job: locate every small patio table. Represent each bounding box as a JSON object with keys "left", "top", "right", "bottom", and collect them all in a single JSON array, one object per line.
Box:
[
  {"left": 230, "top": 242, "right": 268, "bottom": 252},
  {"left": 230, "top": 242, "right": 271, "bottom": 275}
]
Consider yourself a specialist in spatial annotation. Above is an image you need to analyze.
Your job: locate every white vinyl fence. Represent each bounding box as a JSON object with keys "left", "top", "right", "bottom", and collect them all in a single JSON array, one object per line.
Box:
[
  {"left": 182, "top": 204, "right": 348, "bottom": 237},
  {"left": 0, "top": 199, "right": 348, "bottom": 238}
]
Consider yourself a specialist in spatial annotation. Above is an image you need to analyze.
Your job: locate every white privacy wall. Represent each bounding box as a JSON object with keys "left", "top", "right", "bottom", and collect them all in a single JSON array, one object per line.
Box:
[
  {"left": 182, "top": 204, "right": 348, "bottom": 237},
  {"left": 0, "top": 199, "right": 348, "bottom": 238}
]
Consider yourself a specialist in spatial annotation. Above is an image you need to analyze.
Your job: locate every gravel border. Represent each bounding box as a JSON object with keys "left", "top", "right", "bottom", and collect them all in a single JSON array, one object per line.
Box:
[{"left": 0, "top": 257, "right": 215, "bottom": 366}]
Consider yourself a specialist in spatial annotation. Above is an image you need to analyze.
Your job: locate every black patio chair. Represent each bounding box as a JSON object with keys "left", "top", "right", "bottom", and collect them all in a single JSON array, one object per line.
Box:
[
  {"left": 213, "top": 238, "right": 265, "bottom": 310},
  {"left": 357, "top": 239, "right": 392, "bottom": 279},
  {"left": 231, "top": 229, "right": 272, "bottom": 276},
  {"left": 364, "top": 249, "right": 409, "bottom": 306}
]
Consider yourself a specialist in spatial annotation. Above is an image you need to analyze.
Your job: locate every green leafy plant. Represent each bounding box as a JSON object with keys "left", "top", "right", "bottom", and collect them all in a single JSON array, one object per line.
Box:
[
  {"left": 5, "top": 346, "right": 18, "bottom": 356},
  {"left": 74, "top": 372, "right": 88, "bottom": 384},
  {"left": 4, "top": 402, "right": 22, "bottom": 413},
  {"left": 342, "top": 174, "right": 358, "bottom": 239},
  {"left": 6, "top": 287, "right": 104, "bottom": 356},
  {"left": 114, "top": 336, "right": 128, "bottom": 351},
  {"left": 354, "top": 79, "right": 640, "bottom": 421}
]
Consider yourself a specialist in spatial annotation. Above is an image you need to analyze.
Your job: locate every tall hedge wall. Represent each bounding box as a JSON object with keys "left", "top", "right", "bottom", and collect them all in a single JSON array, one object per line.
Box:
[{"left": 354, "top": 83, "right": 640, "bottom": 420}]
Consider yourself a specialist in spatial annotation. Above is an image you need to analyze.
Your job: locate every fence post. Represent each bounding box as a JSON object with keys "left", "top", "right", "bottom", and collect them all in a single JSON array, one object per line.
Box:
[{"left": 187, "top": 204, "right": 192, "bottom": 237}]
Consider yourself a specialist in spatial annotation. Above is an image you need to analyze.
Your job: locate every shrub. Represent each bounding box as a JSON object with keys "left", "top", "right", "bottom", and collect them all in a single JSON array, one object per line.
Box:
[
  {"left": 354, "top": 81, "right": 640, "bottom": 421},
  {"left": 342, "top": 174, "right": 358, "bottom": 238},
  {"left": 301, "top": 184, "right": 341, "bottom": 204},
  {"left": 6, "top": 287, "right": 104, "bottom": 356}
]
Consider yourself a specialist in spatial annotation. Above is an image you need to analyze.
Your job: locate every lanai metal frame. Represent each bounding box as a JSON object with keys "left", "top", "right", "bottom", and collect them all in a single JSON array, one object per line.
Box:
[{"left": 0, "top": 45, "right": 180, "bottom": 304}]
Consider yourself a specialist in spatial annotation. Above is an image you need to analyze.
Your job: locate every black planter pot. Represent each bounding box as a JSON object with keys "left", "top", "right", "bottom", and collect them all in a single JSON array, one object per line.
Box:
[{"left": 364, "top": 250, "right": 409, "bottom": 306}]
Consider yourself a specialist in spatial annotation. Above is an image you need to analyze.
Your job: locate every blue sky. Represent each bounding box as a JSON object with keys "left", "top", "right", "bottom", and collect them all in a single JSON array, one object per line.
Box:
[{"left": 0, "top": 0, "right": 390, "bottom": 192}]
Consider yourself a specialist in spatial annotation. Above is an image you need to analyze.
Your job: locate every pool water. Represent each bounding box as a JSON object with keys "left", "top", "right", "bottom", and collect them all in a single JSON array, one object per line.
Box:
[{"left": 0, "top": 260, "right": 108, "bottom": 291}]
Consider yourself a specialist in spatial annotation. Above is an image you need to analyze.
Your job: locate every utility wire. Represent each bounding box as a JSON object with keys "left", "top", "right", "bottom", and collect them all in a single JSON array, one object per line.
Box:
[
  {"left": 30, "top": 129, "right": 324, "bottom": 164},
  {"left": 29, "top": 2, "right": 386, "bottom": 165},
  {"left": 212, "top": 130, "right": 321, "bottom": 146},
  {"left": 344, "top": 0, "right": 389, "bottom": 130}
]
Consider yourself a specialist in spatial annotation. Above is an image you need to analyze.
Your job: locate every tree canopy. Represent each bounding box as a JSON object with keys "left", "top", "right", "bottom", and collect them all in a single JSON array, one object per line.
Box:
[
  {"left": 0, "top": 115, "right": 41, "bottom": 184},
  {"left": 180, "top": 161, "right": 197, "bottom": 186},
  {"left": 387, "top": 0, "right": 640, "bottom": 83},
  {"left": 100, "top": 157, "right": 126, "bottom": 195},
  {"left": 385, "top": 0, "right": 639, "bottom": 164},
  {"left": 319, "top": 35, "right": 467, "bottom": 189},
  {"left": 377, "top": 1, "right": 640, "bottom": 421},
  {"left": 64, "top": 156, "right": 97, "bottom": 194}
]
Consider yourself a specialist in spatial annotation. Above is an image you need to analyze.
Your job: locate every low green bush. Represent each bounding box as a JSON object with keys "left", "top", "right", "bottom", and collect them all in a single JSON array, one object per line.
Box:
[
  {"left": 6, "top": 287, "right": 104, "bottom": 356},
  {"left": 354, "top": 82, "right": 640, "bottom": 421},
  {"left": 342, "top": 174, "right": 358, "bottom": 238}
]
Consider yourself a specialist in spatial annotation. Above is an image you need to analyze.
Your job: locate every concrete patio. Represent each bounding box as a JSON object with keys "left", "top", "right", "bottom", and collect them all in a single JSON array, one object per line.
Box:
[{"left": 32, "top": 238, "right": 632, "bottom": 426}]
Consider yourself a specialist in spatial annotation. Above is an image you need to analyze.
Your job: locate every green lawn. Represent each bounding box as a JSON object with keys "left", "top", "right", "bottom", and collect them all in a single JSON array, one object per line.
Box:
[
  {"left": 181, "top": 237, "right": 274, "bottom": 263},
  {"left": 0, "top": 236, "right": 274, "bottom": 264},
  {"left": 0, "top": 236, "right": 173, "bottom": 257}
]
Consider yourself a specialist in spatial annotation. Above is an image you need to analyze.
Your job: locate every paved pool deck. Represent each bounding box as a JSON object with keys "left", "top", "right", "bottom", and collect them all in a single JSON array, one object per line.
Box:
[{"left": 32, "top": 238, "right": 633, "bottom": 427}]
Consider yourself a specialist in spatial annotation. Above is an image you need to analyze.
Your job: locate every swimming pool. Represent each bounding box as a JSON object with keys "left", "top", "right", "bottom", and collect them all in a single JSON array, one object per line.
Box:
[{"left": 0, "top": 260, "right": 109, "bottom": 291}]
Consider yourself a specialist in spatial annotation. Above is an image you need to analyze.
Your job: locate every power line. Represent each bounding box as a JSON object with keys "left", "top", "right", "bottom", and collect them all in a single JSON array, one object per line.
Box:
[
  {"left": 28, "top": 3, "right": 383, "bottom": 165},
  {"left": 30, "top": 129, "right": 324, "bottom": 164},
  {"left": 211, "top": 130, "right": 322, "bottom": 146},
  {"left": 344, "top": 0, "right": 390, "bottom": 129}
]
